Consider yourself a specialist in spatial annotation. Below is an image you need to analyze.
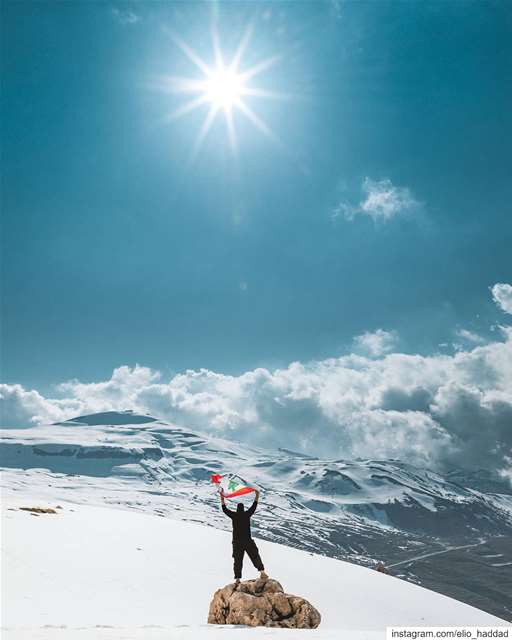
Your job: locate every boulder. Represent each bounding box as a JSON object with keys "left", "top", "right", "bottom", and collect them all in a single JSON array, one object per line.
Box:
[{"left": 207, "top": 578, "right": 321, "bottom": 628}]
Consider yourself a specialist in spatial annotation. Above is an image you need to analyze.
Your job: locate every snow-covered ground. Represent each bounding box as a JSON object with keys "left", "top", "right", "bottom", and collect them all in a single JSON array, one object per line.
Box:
[{"left": 2, "top": 490, "right": 508, "bottom": 640}]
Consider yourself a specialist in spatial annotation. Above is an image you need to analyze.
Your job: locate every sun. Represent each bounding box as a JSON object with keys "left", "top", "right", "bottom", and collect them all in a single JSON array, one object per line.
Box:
[
  {"left": 204, "top": 68, "right": 246, "bottom": 109},
  {"left": 157, "top": 23, "right": 284, "bottom": 158}
]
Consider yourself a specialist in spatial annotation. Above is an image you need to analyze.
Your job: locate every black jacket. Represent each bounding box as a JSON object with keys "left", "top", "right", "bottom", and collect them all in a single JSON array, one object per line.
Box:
[{"left": 222, "top": 500, "right": 258, "bottom": 541}]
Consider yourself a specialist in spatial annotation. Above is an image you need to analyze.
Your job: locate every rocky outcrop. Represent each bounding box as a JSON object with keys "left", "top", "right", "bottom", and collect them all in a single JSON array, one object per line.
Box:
[
  {"left": 19, "top": 507, "right": 57, "bottom": 514},
  {"left": 207, "top": 578, "right": 321, "bottom": 628}
]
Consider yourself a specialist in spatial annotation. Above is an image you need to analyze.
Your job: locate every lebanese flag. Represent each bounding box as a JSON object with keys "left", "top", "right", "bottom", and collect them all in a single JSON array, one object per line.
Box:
[{"left": 211, "top": 473, "right": 256, "bottom": 499}]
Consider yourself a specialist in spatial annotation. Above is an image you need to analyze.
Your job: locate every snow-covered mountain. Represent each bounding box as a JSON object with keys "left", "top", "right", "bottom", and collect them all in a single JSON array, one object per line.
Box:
[{"left": 1, "top": 411, "right": 511, "bottom": 621}]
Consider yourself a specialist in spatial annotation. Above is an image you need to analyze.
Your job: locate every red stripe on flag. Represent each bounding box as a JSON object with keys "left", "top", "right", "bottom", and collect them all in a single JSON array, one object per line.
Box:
[{"left": 223, "top": 486, "right": 256, "bottom": 499}]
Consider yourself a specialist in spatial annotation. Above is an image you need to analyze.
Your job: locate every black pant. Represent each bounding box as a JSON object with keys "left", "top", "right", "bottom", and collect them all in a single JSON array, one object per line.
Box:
[{"left": 232, "top": 538, "right": 264, "bottom": 579}]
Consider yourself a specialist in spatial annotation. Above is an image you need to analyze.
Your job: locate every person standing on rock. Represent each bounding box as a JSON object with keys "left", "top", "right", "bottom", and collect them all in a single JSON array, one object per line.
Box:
[{"left": 220, "top": 489, "right": 268, "bottom": 584}]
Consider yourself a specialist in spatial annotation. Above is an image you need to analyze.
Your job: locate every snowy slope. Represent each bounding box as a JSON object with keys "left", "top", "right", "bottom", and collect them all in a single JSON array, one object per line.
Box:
[
  {"left": 2, "top": 411, "right": 511, "bottom": 547},
  {"left": 2, "top": 494, "right": 507, "bottom": 640},
  {"left": 2, "top": 411, "right": 512, "bottom": 621}
]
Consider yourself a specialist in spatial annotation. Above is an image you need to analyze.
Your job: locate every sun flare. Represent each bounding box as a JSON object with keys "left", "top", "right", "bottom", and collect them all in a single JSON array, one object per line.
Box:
[{"left": 157, "top": 24, "right": 284, "bottom": 158}]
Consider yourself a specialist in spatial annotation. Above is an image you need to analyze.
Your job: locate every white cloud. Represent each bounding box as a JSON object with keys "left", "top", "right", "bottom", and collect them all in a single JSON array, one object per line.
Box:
[
  {"left": 111, "top": 8, "right": 140, "bottom": 25},
  {"left": 0, "top": 384, "right": 82, "bottom": 427},
  {"left": 2, "top": 330, "right": 511, "bottom": 476},
  {"left": 333, "top": 177, "right": 419, "bottom": 222},
  {"left": 491, "top": 283, "right": 512, "bottom": 315},
  {"left": 452, "top": 329, "right": 487, "bottom": 352},
  {"left": 353, "top": 329, "right": 399, "bottom": 357},
  {"left": 499, "top": 456, "right": 512, "bottom": 486},
  {"left": 2, "top": 289, "right": 511, "bottom": 477},
  {"left": 455, "top": 329, "right": 485, "bottom": 344}
]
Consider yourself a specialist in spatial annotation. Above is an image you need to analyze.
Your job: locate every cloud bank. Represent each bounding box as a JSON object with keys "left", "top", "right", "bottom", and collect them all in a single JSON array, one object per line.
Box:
[{"left": 1, "top": 287, "right": 511, "bottom": 477}]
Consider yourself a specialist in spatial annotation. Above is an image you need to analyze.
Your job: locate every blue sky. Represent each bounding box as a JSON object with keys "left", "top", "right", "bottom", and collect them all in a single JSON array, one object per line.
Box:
[{"left": 2, "top": 0, "right": 511, "bottom": 393}]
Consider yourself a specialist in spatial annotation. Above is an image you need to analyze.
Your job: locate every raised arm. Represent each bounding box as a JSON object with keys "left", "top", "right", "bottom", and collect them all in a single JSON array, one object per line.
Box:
[
  {"left": 220, "top": 492, "right": 234, "bottom": 518},
  {"left": 246, "top": 489, "right": 260, "bottom": 517}
]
